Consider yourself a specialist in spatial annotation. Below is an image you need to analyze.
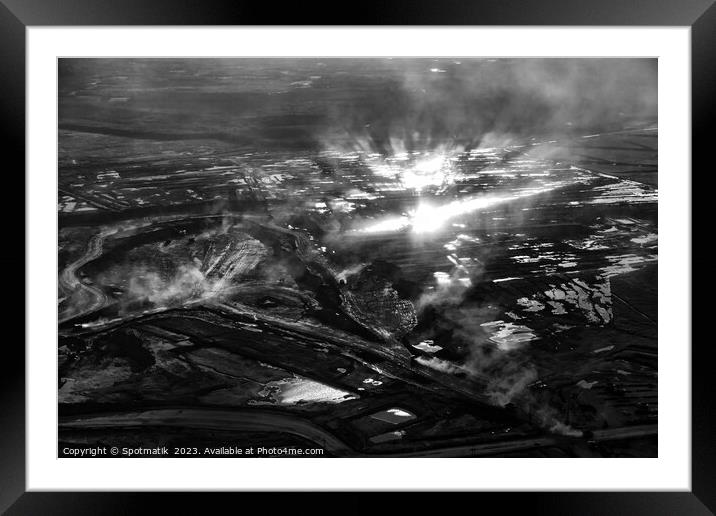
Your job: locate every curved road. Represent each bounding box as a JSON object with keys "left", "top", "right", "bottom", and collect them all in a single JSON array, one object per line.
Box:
[{"left": 59, "top": 228, "right": 114, "bottom": 324}]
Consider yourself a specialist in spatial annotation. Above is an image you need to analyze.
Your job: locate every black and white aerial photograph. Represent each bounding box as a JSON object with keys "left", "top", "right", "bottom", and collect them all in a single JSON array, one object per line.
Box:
[{"left": 58, "top": 58, "right": 658, "bottom": 458}]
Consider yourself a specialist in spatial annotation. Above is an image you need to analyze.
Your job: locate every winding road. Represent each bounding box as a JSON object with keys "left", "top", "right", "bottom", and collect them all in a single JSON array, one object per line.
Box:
[{"left": 58, "top": 228, "right": 114, "bottom": 324}]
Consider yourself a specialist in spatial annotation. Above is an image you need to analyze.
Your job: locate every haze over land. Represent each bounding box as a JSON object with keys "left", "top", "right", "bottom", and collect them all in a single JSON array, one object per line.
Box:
[{"left": 58, "top": 59, "right": 658, "bottom": 457}]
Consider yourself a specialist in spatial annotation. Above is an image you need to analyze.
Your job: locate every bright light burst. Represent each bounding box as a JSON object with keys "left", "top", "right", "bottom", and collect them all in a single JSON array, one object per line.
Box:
[
  {"left": 400, "top": 155, "right": 448, "bottom": 190},
  {"left": 367, "top": 153, "right": 453, "bottom": 191},
  {"left": 361, "top": 215, "right": 411, "bottom": 233},
  {"left": 410, "top": 194, "right": 518, "bottom": 233},
  {"left": 359, "top": 184, "right": 562, "bottom": 234}
]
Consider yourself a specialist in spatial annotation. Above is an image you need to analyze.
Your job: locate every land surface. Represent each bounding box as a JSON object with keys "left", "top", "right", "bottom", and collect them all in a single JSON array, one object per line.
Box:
[{"left": 58, "top": 59, "right": 658, "bottom": 457}]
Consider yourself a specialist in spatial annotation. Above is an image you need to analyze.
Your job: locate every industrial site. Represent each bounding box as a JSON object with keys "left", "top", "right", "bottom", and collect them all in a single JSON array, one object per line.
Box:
[{"left": 58, "top": 58, "right": 658, "bottom": 457}]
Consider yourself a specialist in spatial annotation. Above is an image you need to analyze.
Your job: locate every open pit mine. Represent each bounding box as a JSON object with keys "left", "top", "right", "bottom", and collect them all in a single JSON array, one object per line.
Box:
[{"left": 58, "top": 58, "right": 657, "bottom": 457}]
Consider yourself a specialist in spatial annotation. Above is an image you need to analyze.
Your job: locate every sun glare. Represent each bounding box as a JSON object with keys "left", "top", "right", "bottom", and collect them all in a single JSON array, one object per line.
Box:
[
  {"left": 400, "top": 155, "right": 449, "bottom": 190},
  {"left": 360, "top": 183, "right": 563, "bottom": 234},
  {"left": 365, "top": 152, "right": 453, "bottom": 191}
]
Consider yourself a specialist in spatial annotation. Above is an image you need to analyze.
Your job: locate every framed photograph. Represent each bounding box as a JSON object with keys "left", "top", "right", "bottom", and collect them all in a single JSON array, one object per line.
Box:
[{"left": 3, "top": 0, "right": 709, "bottom": 513}]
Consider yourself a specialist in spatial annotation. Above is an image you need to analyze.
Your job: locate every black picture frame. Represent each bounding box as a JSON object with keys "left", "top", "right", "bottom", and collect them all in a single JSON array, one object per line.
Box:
[{"left": 2, "top": 1, "right": 710, "bottom": 513}]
